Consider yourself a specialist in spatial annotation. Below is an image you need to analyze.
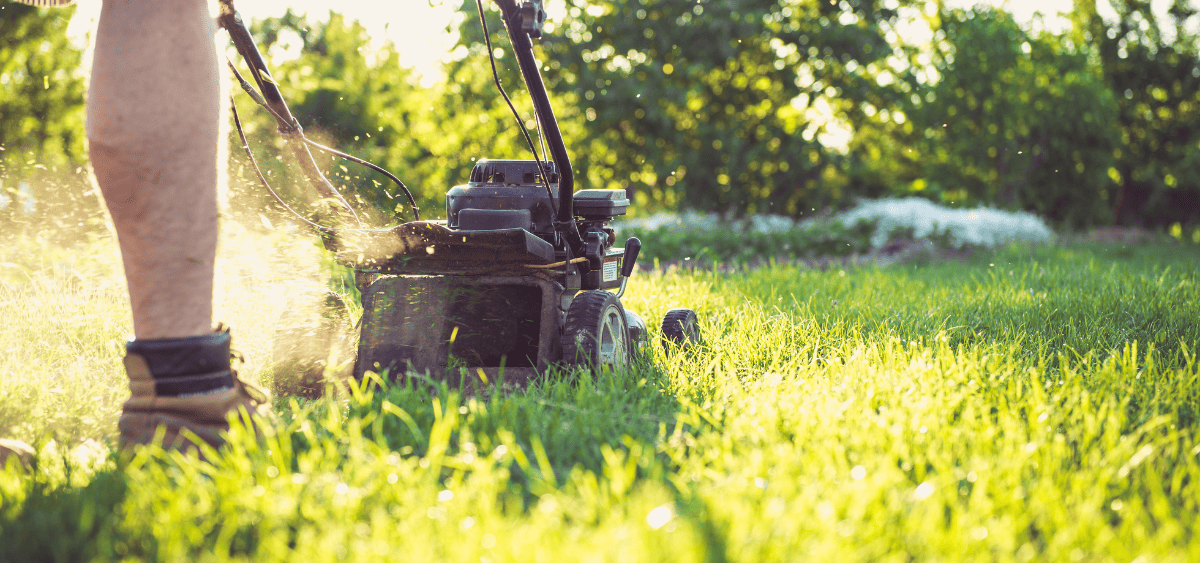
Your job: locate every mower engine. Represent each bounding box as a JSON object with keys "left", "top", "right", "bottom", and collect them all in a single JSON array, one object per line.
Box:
[{"left": 448, "top": 159, "right": 630, "bottom": 291}]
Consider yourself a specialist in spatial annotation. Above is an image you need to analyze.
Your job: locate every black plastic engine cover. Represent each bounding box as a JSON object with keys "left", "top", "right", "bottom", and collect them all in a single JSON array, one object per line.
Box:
[
  {"left": 573, "top": 189, "right": 628, "bottom": 219},
  {"left": 447, "top": 159, "right": 559, "bottom": 238}
]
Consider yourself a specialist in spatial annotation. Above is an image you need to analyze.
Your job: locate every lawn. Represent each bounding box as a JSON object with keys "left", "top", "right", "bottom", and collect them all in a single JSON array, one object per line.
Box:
[{"left": 1, "top": 225, "right": 1198, "bottom": 562}]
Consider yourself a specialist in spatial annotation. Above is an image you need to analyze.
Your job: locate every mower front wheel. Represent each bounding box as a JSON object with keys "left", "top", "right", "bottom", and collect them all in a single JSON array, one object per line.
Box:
[
  {"left": 661, "top": 308, "right": 701, "bottom": 354},
  {"left": 562, "top": 290, "right": 629, "bottom": 372}
]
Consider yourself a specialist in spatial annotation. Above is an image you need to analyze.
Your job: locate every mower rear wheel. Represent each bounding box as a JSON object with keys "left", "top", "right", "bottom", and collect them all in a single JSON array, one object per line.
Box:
[
  {"left": 563, "top": 290, "right": 629, "bottom": 371},
  {"left": 661, "top": 308, "right": 701, "bottom": 354}
]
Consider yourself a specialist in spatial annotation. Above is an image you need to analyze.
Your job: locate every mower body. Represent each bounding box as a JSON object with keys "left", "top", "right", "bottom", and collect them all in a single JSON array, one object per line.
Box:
[
  {"left": 342, "top": 159, "right": 643, "bottom": 384},
  {"left": 225, "top": 0, "right": 698, "bottom": 392}
]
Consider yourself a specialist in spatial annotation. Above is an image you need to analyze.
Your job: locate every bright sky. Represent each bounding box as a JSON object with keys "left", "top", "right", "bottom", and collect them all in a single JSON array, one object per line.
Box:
[
  {"left": 68, "top": 0, "right": 462, "bottom": 81},
  {"left": 236, "top": 0, "right": 462, "bottom": 77},
  {"left": 66, "top": 0, "right": 1103, "bottom": 79}
]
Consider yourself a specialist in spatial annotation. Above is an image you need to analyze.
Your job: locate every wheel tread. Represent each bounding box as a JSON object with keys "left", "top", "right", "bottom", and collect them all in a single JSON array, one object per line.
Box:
[
  {"left": 660, "top": 308, "right": 700, "bottom": 353},
  {"left": 562, "top": 291, "right": 626, "bottom": 369}
]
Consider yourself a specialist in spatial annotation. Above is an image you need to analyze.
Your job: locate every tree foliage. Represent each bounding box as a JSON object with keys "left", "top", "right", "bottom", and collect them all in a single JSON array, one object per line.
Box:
[
  {"left": 452, "top": 0, "right": 909, "bottom": 217},
  {"left": 228, "top": 2, "right": 1200, "bottom": 230},
  {"left": 850, "top": 0, "right": 1198, "bottom": 228},
  {"left": 6, "top": 1, "right": 1199, "bottom": 233},
  {"left": 0, "top": 3, "right": 90, "bottom": 234},
  {"left": 1076, "top": 0, "right": 1200, "bottom": 226},
  {"left": 894, "top": 8, "right": 1120, "bottom": 228}
]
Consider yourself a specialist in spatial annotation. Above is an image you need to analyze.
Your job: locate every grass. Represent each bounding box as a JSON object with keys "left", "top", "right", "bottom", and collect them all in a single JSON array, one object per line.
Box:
[{"left": 1, "top": 225, "right": 1199, "bottom": 562}]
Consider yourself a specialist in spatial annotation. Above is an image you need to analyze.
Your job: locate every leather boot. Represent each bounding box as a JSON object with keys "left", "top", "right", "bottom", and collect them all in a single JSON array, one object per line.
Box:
[{"left": 118, "top": 327, "right": 269, "bottom": 455}]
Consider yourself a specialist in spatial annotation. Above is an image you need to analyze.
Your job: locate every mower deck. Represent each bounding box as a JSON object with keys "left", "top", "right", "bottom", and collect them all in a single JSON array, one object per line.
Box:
[
  {"left": 337, "top": 222, "right": 556, "bottom": 272},
  {"left": 355, "top": 272, "right": 564, "bottom": 386}
]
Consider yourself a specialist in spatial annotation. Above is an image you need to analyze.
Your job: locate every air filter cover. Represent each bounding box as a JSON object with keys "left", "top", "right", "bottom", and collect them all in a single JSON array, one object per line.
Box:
[{"left": 573, "top": 189, "right": 628, "bottom": 218}]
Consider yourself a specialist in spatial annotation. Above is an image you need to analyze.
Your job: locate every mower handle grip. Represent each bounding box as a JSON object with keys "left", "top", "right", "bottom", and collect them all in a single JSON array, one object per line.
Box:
[{"left": 621, "top": 237, "right": 641, "bottom": 278}]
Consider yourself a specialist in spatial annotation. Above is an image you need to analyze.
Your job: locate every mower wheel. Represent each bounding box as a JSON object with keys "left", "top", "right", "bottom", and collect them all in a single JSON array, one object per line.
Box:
[
  {"left": 660, "top": 308, "right": 701, "bottom": 354},
  {"left": 563, "top": 290, "right": 629, "bottom": 371},
  {"left": 625, "top": 309, "right": 649, "bottom": 351}
]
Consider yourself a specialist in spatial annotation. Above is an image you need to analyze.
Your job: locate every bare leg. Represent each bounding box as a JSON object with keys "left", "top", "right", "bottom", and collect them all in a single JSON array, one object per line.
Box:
[{"left": 88, "top": 0, "right": 221, "bottom": 340}]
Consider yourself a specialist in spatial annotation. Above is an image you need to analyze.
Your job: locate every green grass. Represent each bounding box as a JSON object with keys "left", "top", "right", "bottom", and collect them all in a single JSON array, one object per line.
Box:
[{"left": 2, "top": 229, "right": 1199, "bottom": 562}]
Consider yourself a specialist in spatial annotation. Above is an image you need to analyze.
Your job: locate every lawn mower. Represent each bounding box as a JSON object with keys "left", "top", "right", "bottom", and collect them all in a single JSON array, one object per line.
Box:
[{"left": 218, "top": 0, "right": 700, "bottom": 388}]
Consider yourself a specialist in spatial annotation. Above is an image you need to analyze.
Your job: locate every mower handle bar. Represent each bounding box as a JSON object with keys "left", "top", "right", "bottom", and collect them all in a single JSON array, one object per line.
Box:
[{"left": 490, "top": 0, "right": 582, "bottom": 252}]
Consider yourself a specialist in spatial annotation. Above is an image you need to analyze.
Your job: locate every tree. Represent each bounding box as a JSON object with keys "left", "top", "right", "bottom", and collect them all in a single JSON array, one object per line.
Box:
[
  {"left": 0, "top": 3, "right": 90, "bottom": 235},
  {"left": 450, "top": 0, "right": 912, "bottom": 217},
  {"left": 891, "top": 7, "right": 1120, "bottom": 228},
  {"left": 1075, "top": 0, "right": 1200, "bottom": 226}
]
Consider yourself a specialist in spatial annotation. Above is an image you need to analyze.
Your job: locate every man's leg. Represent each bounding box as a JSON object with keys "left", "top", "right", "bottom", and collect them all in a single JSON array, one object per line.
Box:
[
  {"left": 88, "top": 0, "right": 265, "bottom": 452},
  {"left": 88, "top": 0, "right": 218, "bottom": 338}
]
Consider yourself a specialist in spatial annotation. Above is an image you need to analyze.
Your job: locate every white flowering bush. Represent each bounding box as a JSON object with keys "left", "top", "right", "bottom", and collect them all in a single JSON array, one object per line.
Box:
[
  {"left": 616, "top": 197, "right": 1056, "bottom": 264},
  {"left": 834, "top": 197, "right": 1056, "bottom": 249}
]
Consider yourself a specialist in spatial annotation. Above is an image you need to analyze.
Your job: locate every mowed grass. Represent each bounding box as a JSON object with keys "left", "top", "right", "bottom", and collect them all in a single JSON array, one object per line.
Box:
[{"left": 1, "top": 226, "right": 1199, "bottom": 562}]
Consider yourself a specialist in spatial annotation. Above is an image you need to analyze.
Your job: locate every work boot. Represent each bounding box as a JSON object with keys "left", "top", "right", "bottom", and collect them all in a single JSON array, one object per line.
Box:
[{"left": 118, "top": 326, "right": 270, "bottom": 455}]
